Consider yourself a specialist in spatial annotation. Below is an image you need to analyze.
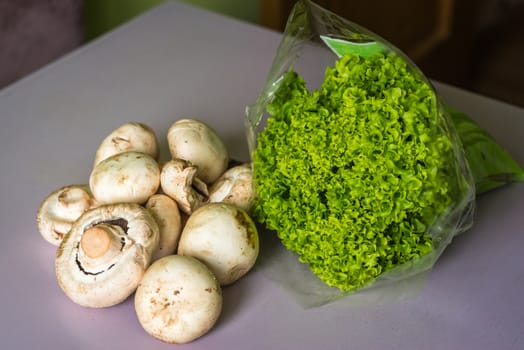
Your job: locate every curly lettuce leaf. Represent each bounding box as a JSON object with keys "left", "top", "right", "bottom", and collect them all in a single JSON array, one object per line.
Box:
[{"left": 253, "top": 53, "right": 462, "bottom": 292}]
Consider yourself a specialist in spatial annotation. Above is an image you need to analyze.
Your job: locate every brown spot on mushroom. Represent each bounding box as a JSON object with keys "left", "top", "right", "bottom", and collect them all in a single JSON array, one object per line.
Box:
[
  {"left": 53, "top": 230, "right": 65, "bottom": 240},
  {"left": 56, "top": 244, "right": 65, "bottom": 259},
  {"left": 235, "top": 210, "right": 257, "bottom": 249},
  {"left": 165, "top": 317, "right": 175, "bottom": 327},
  {"left": 118, "top": 174, "right": 129, "bottom": 184},
  {"left": 112, "top": 136, "right": 130, "bottom": 148},
  {"left": 200, "top": 249, "right": 213, "bottom": 257}
]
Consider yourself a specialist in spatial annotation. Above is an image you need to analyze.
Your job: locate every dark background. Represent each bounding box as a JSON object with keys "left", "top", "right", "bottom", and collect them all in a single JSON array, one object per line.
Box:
[{"left": 1, "top": 0, "right": 523, "bottom": 108}]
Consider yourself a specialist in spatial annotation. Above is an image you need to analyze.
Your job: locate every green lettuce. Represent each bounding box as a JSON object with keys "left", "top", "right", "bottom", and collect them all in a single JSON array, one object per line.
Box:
[{"left": 253, "top": 53, "right": 466, "bottom": 292}]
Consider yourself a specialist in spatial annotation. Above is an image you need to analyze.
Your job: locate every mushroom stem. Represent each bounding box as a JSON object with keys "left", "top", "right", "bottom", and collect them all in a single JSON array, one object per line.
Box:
[
  {"left": 160, "top": 159, "right": 208, "bottom": 215},
  {"left": 80, "top": 224, "right": 123, "bottom": 260}
]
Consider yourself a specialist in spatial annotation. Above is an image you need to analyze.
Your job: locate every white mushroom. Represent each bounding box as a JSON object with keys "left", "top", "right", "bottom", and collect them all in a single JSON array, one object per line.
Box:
[
  {"left": 36, "top": 185, "right": 98, "bottom": 246},
  {"left": 55, "top": 203, "right": 159, "bottom": 308},
  {"left": 208, "top": 163, "right": 255, "bottom": 213},
  {"left": 145, "top": 194, "right": 183, "bottom": 261},
  {"left": 160, "top": 159, "right": 208, "bottom": 215},
  {"left": 134, "top": 255, "right": 222, "bottom": 344},
  {"left": 178, "top": 203, "right": 259, "bottom": 286},
  {"left": 90, "top": 151, "right": 160, "bottom": 204},
  {"left": 167, "top": 119, "right": 229, "bottom": 184},
  {"left": 93, "top": 122, "right": 159, "bottom": 167}
]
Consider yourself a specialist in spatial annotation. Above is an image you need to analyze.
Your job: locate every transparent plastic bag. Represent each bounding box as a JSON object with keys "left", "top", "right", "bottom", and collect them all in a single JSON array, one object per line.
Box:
[
  {"left": 444, "top": 105, "right": 524, "bottom": 195},
  {"left": 246, "top": 0, "right": 475, "bottom": 307}
]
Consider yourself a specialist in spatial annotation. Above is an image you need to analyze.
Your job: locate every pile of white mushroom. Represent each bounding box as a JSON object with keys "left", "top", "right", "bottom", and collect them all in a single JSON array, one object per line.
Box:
[{"left": 36, "top": 120, "right": 259, "bottom": 344}]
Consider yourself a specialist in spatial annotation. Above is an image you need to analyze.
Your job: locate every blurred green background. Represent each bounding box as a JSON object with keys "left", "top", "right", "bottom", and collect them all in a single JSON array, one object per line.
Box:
[{"left": 84, "top": 0, "right": 260, "bottom": 40}]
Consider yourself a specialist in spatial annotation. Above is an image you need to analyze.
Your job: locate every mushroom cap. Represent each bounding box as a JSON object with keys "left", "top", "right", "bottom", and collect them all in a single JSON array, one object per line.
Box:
[
  {"left": 55, "top": 203, "right": 159, "bottom": 308},
  {"left": 208, "top": 163, "right": 255, "bottom": 213},
  {"left": 167, "top": 119, "right": 228, "bottom": 184},
  {"left": 160, "top": 159, "right": 207, "bottom": 215},
  {"left": 178, "top": 203, "right": 259, "bottom": 286},
  {"left": 145, "top": 194, "right": 182, "bottom": 261},
  {"left": 89, "top": 151, "right": 160, "bottom": 204},
  {"left": 93, "top": 122, "right": 159, "bottom": 167},
  {"left": 134, "top": 255, "right": 222, "bottom": 344},
  {"left": 36, "top": 185, "right": 98, "bottom": 246}
]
